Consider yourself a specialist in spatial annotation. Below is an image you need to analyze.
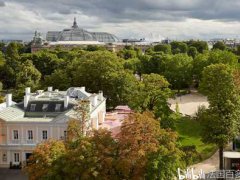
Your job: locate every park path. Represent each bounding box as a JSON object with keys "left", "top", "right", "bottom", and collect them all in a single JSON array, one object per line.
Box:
[
  {"left": 190, "top": 150, "right": 219, "bottom": 173},
  {"left": 168, "top": 92, "right": 209, "bottom": 117},
  {"left": 168, "top": 92, "right": 219, "bottom": 173}
]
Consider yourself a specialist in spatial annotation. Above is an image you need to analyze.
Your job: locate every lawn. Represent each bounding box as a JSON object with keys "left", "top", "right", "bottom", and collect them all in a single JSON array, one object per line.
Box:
[{"left": 175, "top": 116, "right": 217, "bottom": 162}]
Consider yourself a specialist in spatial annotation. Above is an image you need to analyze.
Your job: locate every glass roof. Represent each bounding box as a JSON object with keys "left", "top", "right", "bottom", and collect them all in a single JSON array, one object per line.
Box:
[{"left": 46, "top": 18, "right": 119, "bottom": 43}]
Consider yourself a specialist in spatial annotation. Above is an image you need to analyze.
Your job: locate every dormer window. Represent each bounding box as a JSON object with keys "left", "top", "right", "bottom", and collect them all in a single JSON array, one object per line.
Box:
[
  {"left": 55, "top": 104, "right": 61, "bottom": 112},
  {"left": 30, "top": 104, "right": 36, "bottom": 112},
  {"left": 42, "top": 104, "right": 48, "bottom": 112}
]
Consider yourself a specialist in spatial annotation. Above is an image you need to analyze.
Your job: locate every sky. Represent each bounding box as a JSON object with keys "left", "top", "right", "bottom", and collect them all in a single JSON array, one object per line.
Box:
[{"left": 1, "top": 0, "right": 240, "bottom": 41}]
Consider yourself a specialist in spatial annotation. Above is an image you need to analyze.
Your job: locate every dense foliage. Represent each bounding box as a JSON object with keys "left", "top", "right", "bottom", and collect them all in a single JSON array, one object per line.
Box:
[
  {"left": 1, "top": 40, "right": 240, "bottom": 177},
  {"left": 197, "top": 64, "right": 240, "bottom": 169},
  {"left": 25, "top": 112, "right": 184, "bottom": 180}
]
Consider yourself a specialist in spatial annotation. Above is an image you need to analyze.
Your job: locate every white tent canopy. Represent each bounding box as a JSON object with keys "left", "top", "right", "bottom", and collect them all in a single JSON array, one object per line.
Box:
[{"left": 224, "top": 151, "right": 240, "bottom": 159}]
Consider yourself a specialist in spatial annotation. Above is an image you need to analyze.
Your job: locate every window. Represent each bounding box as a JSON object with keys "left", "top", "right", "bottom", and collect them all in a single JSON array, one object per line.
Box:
[
  {"left": 42, "top": 130, "right": 47, "bottom": 140},
  {"left": 42, "top": 104, "right": 48, "bottom": 112},
  {"left": 28, "top": 130, "right": 33, "bottom": 140},
  {"left": 2, "top": 154, "right": 6, "bottom": 162},
  {"left": 14, "top": 153, "right": 19, "bottom": 162},
  {"left": 13, "top": 130, "right": 18, "bottom": 140},
  {"left": 55, "top": 104, "right": 61, "bottom": 112},
  {"left": 30, "top": 104, "right": 36, "bottom": 112}
]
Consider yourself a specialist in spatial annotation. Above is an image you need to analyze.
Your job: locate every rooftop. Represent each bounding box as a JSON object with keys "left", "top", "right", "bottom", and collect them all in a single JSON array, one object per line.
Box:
[
  {"left": 46, "top": 18, "right": 119, "bottom": 43},
  {"left": 0, "top": 87, "right": 105, "bottom": 122}
]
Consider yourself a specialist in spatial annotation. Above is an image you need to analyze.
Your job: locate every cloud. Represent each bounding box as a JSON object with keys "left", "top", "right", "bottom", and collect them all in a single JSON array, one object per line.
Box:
[
  {"left": 8, "top": 0, "right": 240, "bottom": 23},
  {"left": 0, "top": 1, "right": 5, "bottom": 7},
  {"left": 1, "top": 0, "right": 240, "bottom": 40}
]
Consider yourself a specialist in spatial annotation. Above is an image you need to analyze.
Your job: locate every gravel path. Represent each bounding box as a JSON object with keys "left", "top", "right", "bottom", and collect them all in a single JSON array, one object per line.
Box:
[
  {"left": 169, "top": 92, "right": 219, "bottom": 173},
  {"left": 190, "top": 150, "right": 219, "bottom": 173},
  {"left": 168, "top": 92, "right": 209, "bottom": 117}
]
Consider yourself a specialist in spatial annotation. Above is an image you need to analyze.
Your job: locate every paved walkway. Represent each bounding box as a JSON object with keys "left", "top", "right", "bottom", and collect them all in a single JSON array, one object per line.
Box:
[
  {"left": 0, "top": 168, "right": 27, "bottom": 180},
  {"left": 169, "top": 92, "right": 219, "bottom": 173},
  {"left": 190, "top": 150, "right": 219, "bottom": 173},
  {"left": 168, "top": 92, "right": 209, "bottom": 117}
]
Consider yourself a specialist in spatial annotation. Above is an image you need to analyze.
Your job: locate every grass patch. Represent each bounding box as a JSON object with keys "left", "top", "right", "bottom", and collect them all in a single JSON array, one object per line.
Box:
[{"left": 175, "top": 116, "right": 217, "bottom": 163}]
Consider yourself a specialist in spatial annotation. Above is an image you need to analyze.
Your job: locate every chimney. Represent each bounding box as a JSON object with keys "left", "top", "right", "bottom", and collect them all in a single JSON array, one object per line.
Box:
[
  {"left": 98, "top": 91, "right": 104, "bottom": 101},
  {"left": 48, "top": 87, "right": 53, "bottom": 92},
  {"left": 64, "top": 96, "right": 69, "bottom": 109},
  {"left": 6, "top": 94, "right": 12, "bottom": 107},
  {"left": 25, "top": 87, "right": 31, "bottom": 95},
  {"left": 90, "top": 95, "right": 98, "bottom": 107},
  {"left": 24, "top": 95, "right": 30, "bottom": 109}
]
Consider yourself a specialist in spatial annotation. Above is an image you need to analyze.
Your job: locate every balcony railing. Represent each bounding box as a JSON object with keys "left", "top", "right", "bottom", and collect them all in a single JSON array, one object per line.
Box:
[
  {"left": 11, "top": 140, "right": 20, "bottom": 144},
  {"left": 26, "top": 140, "right": 34, "bottom": 144}
]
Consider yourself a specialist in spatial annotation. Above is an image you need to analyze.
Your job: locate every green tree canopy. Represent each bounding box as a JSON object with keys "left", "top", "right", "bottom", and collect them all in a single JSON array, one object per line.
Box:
[
  {"left": 16, "top": 60, "right": 41, "bottom": 88},
  {"left": 208, "top": 50, "right": 238, "bottom": 67},
  {"left": 128, "top": 73, "right": 171, "bottom": 115},
  {"left": 186, "top": 40, "right": 209, "bottom": 53},
  {"left": 153, "top": 44, "right": 171, "bottom": 54},
  {"left": 198, "top": 63, "right": 240, "bottom": 169},
  {"left": 44, "top": 69, "right": 71, "bottom": 90},
  {"left": 188, "top": 46, "right": 198, "bottom": 58},
  {"left": 212, "top": 41, "right": 226, "bottom": 51},
  {"left": 164, "top": 54, "right": 193, "bottom": 91},
  {"left": 170, "top": 41, "right": 188, "bottom": 54},
  {"left": 71, "top": 51, "right": 138, "bottom": 108}
]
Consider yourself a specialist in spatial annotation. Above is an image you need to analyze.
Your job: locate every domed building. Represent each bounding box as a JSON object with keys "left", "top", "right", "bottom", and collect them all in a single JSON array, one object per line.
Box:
[{"left": 46, "top": 18, "right": 119, "bottom": 43}]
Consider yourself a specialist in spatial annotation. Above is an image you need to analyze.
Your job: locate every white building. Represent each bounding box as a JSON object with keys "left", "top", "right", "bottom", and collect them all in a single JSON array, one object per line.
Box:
[{"left": 0, "top": 87, "right": 106, "bottom": 167}]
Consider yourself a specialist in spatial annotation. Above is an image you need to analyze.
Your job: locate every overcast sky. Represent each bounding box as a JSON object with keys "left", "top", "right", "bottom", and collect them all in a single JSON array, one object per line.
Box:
[{"left": 1, "top": 0, "right": 240, "bottom": 41}]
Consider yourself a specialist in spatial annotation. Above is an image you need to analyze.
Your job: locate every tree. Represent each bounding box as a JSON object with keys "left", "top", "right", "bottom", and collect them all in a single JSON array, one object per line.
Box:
[
  {"left": 0, "top": 51, "right": 5, "bottom": 67},
  {"left": 88, "top": 129, "right": 118, "bottom": 179},
  {"left": 25, "top": 139, "right": 66, "bottom": 180},
  {"left": 236, "top": 45, "right": 240, "bottom": 56},
  {"left": 233, "top": 70, "right": 240, "bottom": 93},
  {"left": 72, "top": 100, "right": 91, "bottom": 136},
  {"left": 186, "top": 40, "right": 208, "bottom": 53},
  {"left": 85, "top": 45, "right": 106, "bottom": 51},
  {"left": 188, "top": 46, "right": 198, "bottom": 58},
  {"left": 164, "top": 54, "right": 193, "bottom": 92},
  {"left": 72, "top": 51, "right": 138, "bottom": 108},
  {"left": 212, "top": 41, "right": 226, "bottom": 51},
  {"left": 192, "top": 53, "right": 209, "bottom": 85},
  {"left": 170, "top": 41, "right": 188, "bottom": 54},
  {"left": 5, "top": 42, "right": 20, "bottom": 61},
  {"left": 123, "top": 58, "right": 141, "bottom": 74},
  {"left": 128, "top": 73, "right": 171, "bottom": 114},
  {"left": 31, "top": 51, "right": 64, "bottom": 77},
  {"left": 116, "top": 112, "right": 183, "bottom": 179},
  {"left": 25, "top": 112, "right": 184, "bottom": 179},
  {"left": 208, "top": 50, "right": 238, "bottom": 67},
  {"left": 153, "top": 44, "right": 171, "bottom": 54},
  {"left": 198, "top": 64, "right": 240, "bottom": 169},
  {"left": 16, "top": 60, "right": 41, "bottom": 88},
  {"left": 117, "top": 46, "right": 138, "bottom": 60},
  {"left": 44, "top": 69, "right": 71, "bottom": 90},
  {"left": 0, "top": 44, "right": 23, "bottom": 89},
  {"left": 192, "top": 50, "right": 238, "bottom": 86}
]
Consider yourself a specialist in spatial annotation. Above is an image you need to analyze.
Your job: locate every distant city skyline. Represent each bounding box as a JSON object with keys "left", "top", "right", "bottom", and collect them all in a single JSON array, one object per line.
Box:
[{"left": 1, "top": 0, "right": 240, "bottom": 41}]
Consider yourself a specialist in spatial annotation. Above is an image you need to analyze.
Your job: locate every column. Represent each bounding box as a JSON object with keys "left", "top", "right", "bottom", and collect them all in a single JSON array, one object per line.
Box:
[
  {"left": 21, "top": 126, "right": 24, "bottom": 144},
  {"left": 36, "top": 127, "right": 39, "bottom": 143},
  {"left": 7, "top": 151, "right": 10, "bottom": 164},
  {"left": 21, "top": 151, "right": 25, "bottom": 163},
  {"left": 57, "top": 127, "right": 60, "bottom": 139},
  {"left": 6, "top": 125, "right": 9, "bottom": 145},
  {"left": 50, "top": 127, "right": 53, "bottom": 138}
]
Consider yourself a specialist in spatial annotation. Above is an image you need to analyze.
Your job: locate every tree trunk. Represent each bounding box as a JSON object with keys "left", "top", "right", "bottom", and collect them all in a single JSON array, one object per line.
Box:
[{"left": 219, "top": 146, "right": 224, "bottom": 170}]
